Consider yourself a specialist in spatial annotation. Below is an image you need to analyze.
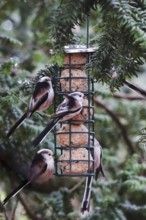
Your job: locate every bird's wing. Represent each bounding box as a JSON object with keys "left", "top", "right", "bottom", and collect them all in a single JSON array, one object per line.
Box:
[
  {"left": 55, "top": 98, "right": 69, "bottom": 113},
  {"left": 95, "top": 146, "right": 105, "bottom": 179},
  {"left": 95, "top": 163, "right": 105, "bottom": 180},
  {"left": 33, "top": 81, "right": 50, "bottom": 100},
  {"left": 89, "top": 138, "right": 105, "bottom": 180},
  {"left": 29, "top": 92, "right": 49, "bottom": 117},
  {"left": 30, "top": 162, "right": 48, "bottom": 181},
  {"left": 53, "top": 106, "right": 82, "bottom": 119},
  {"left": 55, "top": 95, "right": 77, "bottom": 113}
]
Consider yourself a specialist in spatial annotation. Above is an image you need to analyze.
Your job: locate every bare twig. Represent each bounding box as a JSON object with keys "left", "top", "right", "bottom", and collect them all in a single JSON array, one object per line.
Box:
[
  {"left": 17, "top": 194, "right": 49, "bottom": 220},
  {"left": 11, "top": 200, "right": 18, "bottom": 220},
  {"left": 113, "top": 93, "right": 145, "bottom": 101},
  {"left": 4, "top": 173, "right": 50, "bottom": 220},
  {"left": 124, "top": 80, "right": 146, "bottom": 98},
  {"left": 94, "top": 96, "right": 136, "bottom": 154},
  {"left": 69, "top": 179, "right": 84, "bottom": 193},
  {"left": 0, "top": 202, "right": 9, "bottom": 220}
]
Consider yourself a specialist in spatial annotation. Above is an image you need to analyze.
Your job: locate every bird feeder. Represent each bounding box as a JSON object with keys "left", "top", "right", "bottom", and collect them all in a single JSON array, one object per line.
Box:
[{"left": 54, "top": 45, "right": 97, "bottom": 177}]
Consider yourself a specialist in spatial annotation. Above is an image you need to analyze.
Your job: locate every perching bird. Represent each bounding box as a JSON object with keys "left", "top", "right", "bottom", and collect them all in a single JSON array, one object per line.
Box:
[
  {"left": 32, "top": 91, "right": 84, "bottom": 147},
  {"left": 81, "top": 137, "right": 104, "bottom": 214},
  {"left": 7, "top": 76, "right": 54, "bottom": 137},
  {"left": 2, "top": 149, "right": 54, "bottom": 205}
]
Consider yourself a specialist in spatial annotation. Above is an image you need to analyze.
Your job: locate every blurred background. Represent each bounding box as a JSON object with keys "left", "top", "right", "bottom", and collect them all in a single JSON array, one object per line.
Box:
[{"left": 0, "top": 0, "right": 146, "bottom": 219}]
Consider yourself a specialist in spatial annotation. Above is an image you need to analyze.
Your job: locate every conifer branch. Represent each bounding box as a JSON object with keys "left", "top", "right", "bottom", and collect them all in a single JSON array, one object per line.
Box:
[{"left": 94, "top": 96, "right": 136, "bottom": 153}]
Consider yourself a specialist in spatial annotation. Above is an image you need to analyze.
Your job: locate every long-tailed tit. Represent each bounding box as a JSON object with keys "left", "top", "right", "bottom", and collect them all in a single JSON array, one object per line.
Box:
[
  {"left": 81, "top": 137, "right": 104, "bottom": 214},
  {"left": 7, "top": 76, "right": 54, "bottom": 137},
  {"left": 2, "top": 149, "right": 54, "bottom": 205},
  {"left": 32, "top": 91, "right": 84, "bottom": 147}
]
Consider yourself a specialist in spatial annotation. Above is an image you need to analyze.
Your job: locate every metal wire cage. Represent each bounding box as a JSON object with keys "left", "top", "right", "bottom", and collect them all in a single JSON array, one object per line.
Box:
[{"left": 53, "top": 45, "right": 97, "bottom": 177}]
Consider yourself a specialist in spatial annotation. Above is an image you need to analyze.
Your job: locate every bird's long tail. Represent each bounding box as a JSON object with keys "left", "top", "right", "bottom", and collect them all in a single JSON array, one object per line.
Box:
[
  {"left": 32, "top": 117, "right": 60, "bottom": 147},
  {"left": 7, "top": 112, "right": 28, "bottom": 138},
  {"left": 2, "top": 164, "right": 47, "bottom": 206},
  {"left": 81, "top": 176, "right": 93, "bottom": 214},
  {"left": 2, "top": 179, "right": 31, "bottom": 206}
]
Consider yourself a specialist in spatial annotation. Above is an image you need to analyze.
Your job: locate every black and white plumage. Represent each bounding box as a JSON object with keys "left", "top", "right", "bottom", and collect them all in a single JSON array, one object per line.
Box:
[
  {"left": 32, "top": 91, "right": 85, "bottom": 147},
  {"left": 81, "top": 137, "right": 104, "bottom": 214},
  {"left": 7, "top": 76, "right": 54, "bottom": 137},
  {"left": 2, "top": 149, "right": 54, "bottom": 205}
]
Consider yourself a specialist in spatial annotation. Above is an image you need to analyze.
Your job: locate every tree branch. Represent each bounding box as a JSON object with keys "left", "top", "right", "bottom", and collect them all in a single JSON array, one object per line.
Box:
[
  {"left": 69, "top": 178, "right": 84, "bottom": 193},
  {"left": 94, "top": 96, "right": 136, "bottom": 154},
  {"left": 113, "top": 93, "right": 145, "bottom": 101},
  {"left": 0, "top": 203, "right": 9, "bottom": 220},
  {"left": 11, "top": 200, "right": 18, "bottom": 220},
  {"left": 124, "top": 80, "right": 146, "bottom": 98},
  {"left": 3, "top": 170, "right": 51, "bottom": 220},
  {"left": 18, "top": 194, "right": 50, "bottom": 220}
]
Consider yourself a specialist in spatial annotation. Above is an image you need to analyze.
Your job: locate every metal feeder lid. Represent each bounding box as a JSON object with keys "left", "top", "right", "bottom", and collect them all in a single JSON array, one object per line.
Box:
[{"left": 64, "top": 45, "right": 97, "bottom": 53}]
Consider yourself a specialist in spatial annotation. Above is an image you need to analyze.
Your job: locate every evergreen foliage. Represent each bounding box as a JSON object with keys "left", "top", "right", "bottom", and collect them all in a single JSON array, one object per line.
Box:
[{"left": 48, "top": 0, "right": 146, "bottom": 90}]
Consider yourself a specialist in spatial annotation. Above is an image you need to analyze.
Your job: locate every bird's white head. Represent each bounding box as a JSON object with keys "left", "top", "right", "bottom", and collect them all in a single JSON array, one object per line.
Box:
[
  {"left": 38, "top": 76, "right": 51, "bottom": 83},
  {"left": 68, "top": 92, "right": 85, "bottom": 102},
  {"left": 35, "top": 148, "right": 54, "bottom": 182},
  {"left": 37, "top": 148, "right": 54, "bottom": 159}
]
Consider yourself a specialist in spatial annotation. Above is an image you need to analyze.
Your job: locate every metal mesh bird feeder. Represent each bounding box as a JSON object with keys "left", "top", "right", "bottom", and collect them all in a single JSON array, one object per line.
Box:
[{"left": 53, "top": 44, "right": 97, "bottom": 177}]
